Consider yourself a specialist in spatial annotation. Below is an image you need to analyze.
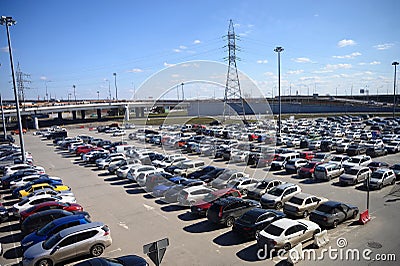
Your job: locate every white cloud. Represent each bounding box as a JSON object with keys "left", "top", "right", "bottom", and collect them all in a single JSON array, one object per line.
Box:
[
  {"left": 173, "top": 49, "right": 181, "bottom": 53},
  {"left": 164, "top": 62, "right": 175, "bottom": 67},
  {"left": 193, "top": 40, "right": 201, "bottom": 44},
  {"left": 333, "top": 52, "right": 361, "bottom": 59},
  {"left": 171, "top": 74, "right": 180, "bottom": 78},
  {"left": 324, "top": 63, "right": 352, "bottom": 70},
  {"left": 287, "top": 70, "right": 304, "bottom": 75},
  {"left": 127, "top": 68, "right": 143, "bottom": 73},
  {"left": 359, "top": 61, "right": 381, "bottom": 66},
  {"left": 263, "top": 72, "right": 274, "bottom": 76},
  {"left": 337, "top": 39, "right": 356, "bottom": 47},
  {"left": 179, "top": 45, "right": 187, "bottom": 50},
  {"left": 1, "top": 46, "right": 8, "bottom": 52},
  {"left": 40, "top": 76, "right": 48, "bottom": 80},
  {"left": 364, "top": 71, "right": 373, "bottom": 75},
  {"left": 256, "top": 59, "right": 268, "bottom": 64},
  {"left": 312, "top": 70, "right": 332, "bottom": 74},
  {"left": 293, "top": 57, "right": 312, "bottom": 63},
  {"left": 373, "top": 43, "right": 394, "bottom": 50}
]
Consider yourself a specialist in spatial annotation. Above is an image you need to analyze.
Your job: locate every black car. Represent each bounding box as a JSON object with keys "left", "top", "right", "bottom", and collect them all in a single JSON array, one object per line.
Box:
[
  {"left": 74, "top": 255, "right": 148, "bottom": 266},
  {"left": 232, "top": 208, "right": 285, "bottom": 239},
  {"left": 1, "top": 169, "right": 44, "bottom": 189},
  {"left": 309, "top": 201, "right": 359, "bottom": 228},
  {"left": 20, "top": 209, "right": 90, "bottom": 236},
  {"left": 366, "top": 147, "right": 388, "bottom": 157},
  {"left": 207, "top": 197, "right": 261, "bottom": 227},
  {"left": 320, "top": 140, "right": 333, "bottom": 152},
  {"left": 198, "top": 168, "right": 225, "bottom": 183},
  {"left": 187, "top": 166, "right": 216, "bottom": 179},
  {"left": 0, "top": 134, "right": 15, "bottom": 144},
  {"left": 0, "top": 203, "right": 9, "bottom": 222}
]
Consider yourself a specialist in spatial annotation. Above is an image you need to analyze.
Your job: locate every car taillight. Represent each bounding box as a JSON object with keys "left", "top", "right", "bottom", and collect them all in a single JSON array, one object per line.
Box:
[
  {"left": 102, "top": 225, "right": 110, "bottom": 236},
  {"left": 185, "top": 194, "right": 188, "bottom": 200},
  {"left": 323, "top": 217, "right": 327, "bottom": 221},
  {"left": 218, "top": 206, "right": 223, "bottom": 218},
  {"left": 243, "top": 227, "right": 251, "bottom": 231}
]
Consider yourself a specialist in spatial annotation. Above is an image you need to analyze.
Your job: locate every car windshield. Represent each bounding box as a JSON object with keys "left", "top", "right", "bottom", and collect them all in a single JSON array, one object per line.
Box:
[
  {"left": 345, "top": 168, "right": 359, "bottom": 175},
  {"left": 316, "top": 204, "right": 334, "bottom": 214},
  {"left": 288, "top": 197, "right": 304, "bottom": 205},
  {"left": 43, "top": 233, "right": 62, "bottom": 250},
  {"left": 264, "top": 224, "right": 284, "bottom": 236},
  {"left": 18, "top": 198, "right": 29, "bottom": 206},
  {"left": 348, "top": 158, "right": 361, "bottom": 164},
  {"left": 371, "top": 172, "right": 384, "bottom": 179},
  {"left": 268, "top": 187, "right": 284, "bottom": 197},
  {"left": 37, "top": 221, "right": 56, "bottom": 236},
  {"left": 218, "top": 172, "right": 234, "bottom": 180},
  {"left": 303, "top": 162, "right": 317, "bottom": 169},
  {"left": 256, "top": 182, "right": 269, "bottom": 189},
  {"left": 331, "top": 157, "right": 342, "bottom": 162}
]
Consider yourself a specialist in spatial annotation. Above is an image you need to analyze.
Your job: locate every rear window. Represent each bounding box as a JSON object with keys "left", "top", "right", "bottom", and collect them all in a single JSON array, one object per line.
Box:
[
  {"left": 316, "top": 204, "right": 334, "bottom": 213},
  {"left": 345, "top": 168, "right": 359, "bottom": 175},
  {"left": 288, "top": 197, "right": 304, "bottom": 205},
  {"left": 264, "top": 224, "right": 284, "bottom": 237},
  {"left": 315, "top": 166, "right": 326, "bottom": 172},
  {"left": 239, "top": 213, "right": 258, "bottom": 225},
  {"left": 268, "top": 187, "right": 284, "bottom": 197},
  {"left": 371, "top": 172, "right": 384, "bottom": 179}
]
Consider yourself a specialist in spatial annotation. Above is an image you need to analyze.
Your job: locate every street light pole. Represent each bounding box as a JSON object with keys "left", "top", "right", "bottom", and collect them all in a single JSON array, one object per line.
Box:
[
  {"left": 73, "top": 85, "right": 76, "bottom": 103},
  {"left": 181, "top": 82, "right": 184, "bottom": 101},
  {"left": 274, "top": 46, "right": 284, "bottom": 136},
  {"left": 1, "top": 93, "right": 6, "bottom": 136},
  {"left": 392, "top": 61, "right": 399, "bottom": 118},
  {"left": 1, "top": 16, "right": 26, "bottom": 162},
  {"left": 113, "top": 73, "right": 118, "bottom": 100},
  {"left": 97, "top": 91, "right": 99, "bottom": 101}
]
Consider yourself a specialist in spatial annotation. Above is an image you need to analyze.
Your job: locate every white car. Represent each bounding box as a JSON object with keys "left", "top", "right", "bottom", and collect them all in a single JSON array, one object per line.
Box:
[
  {"left": 113, "top": 130, "right": 126, "bottom": 136},
  {"left": 136, "top": 169, "right": 165, "bottom": 187},
  {"left": 126, "top": 165, "right": 163, "bottom": 182},
  {"left": 177, "top": 186, "right": 215, "bottom": 206},
  {"left": 153, "top": 155, "right": 186, "bottom": 168},
  {"left": 116, "top": 163, "right": 142, "bottom": 179},
  {"left": 23, "top": 187, "right": 75, "bottom": 199},
  {"left": 9, "top": 175, "right": 42, "bottom": 190},
  {"left": 3, "top": 164, "right": 44, "bottom": 176},
  {"left": 96, "top": 155, "right": 126, "bottom": 170},
  {"left": 12, "top": 194, "right": 76, "bottom": 216},
  {"left": 257, "top": 218, "right": 321, "bottom": 251},
  {"left": 226, "top": 178, "right": 259, "bottom": 195},
  {"left": 230, "top": 150, "right": 250, "bottom": 163},
  {"left": 343, "top": 155, "right": 372, "bottom": 170}
]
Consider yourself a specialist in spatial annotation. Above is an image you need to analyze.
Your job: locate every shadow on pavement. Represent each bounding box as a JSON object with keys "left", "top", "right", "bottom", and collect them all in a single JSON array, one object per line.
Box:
[{"left": 213, "top": 231, "right": 250, "bottom": 246}]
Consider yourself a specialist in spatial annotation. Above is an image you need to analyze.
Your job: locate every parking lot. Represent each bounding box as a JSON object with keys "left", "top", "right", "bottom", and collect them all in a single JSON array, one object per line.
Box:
[{"left": 1, "top": 118, "right": 400, "bottom": 266}]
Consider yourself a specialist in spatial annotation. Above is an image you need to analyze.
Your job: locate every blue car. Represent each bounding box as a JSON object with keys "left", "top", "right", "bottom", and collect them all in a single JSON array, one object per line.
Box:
[
  {"left": 152, "top": 176, "right": 186, "bottom": 197},
  {"left": 20, "top": 213, "right": 91, "bottom": 251},
  {"left": 12, "top": 177, "right": 63, "bottom": 198}
]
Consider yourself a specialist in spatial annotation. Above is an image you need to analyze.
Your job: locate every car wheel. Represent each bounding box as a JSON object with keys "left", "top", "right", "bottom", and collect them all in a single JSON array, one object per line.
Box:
[
  {"left": 332, "top": 220, "right": 339, "bottom": 228},
  {"left": 313, "top": 229, "right": 321, "bottom": 238},
  {"left": 90, "top": 244, "right": 105, "bottom": 257},
  {"left": 36, "top": 259, "right": 53, "bottom": 266},
  {"left": 275, "top": 202, "right": 282, "bottom": 210},
  {"left": 283, "top": 243, "right": 291, "bottom": 251},
  {"left": 225, "top": 217, "right": 235, "bottom": 227},
  {"left": 352, "top": 210, "right": 358, "bottom": 219},
  {"left": 303, "top": 210, "right": 309, "bottom": 218}
]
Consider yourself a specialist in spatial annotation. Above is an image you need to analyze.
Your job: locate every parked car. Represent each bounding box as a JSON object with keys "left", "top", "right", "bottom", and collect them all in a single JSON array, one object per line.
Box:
[
  {"left": 365, "top": 169, "right": 396, "bottom": 190},
  {"left": 283, "top": 193, "right": 328, "bottom": 218},
  {"left": 18, "top": 183, "right": 71, "bottom": 198},
  {"left": 270, "top": 153, "right": 299, "bottom": 170},
  {"left": 163, "top": 179, "right": 205, "bottom": 203},
  {"left": 297, "top": 161, "right": 322, "bottom": 179},
  {"left": 389, "top": 163, "right": 400, "bottom": 180},
  {"left": 246, "top": 179, "right": 284, "bottom": 200},
  {"left": 0, "top": 202, "right": 9, "bottom": 222},
  {"left": 226, "top": 177, "right": 259, "bottom": 195},
  {"left": 210, "top": 170, "right": 248, "bottom": 189},
  {"left": 385, "top": 141, "right": 400, "bottom": 153},
  {"left": 339, "top": 166, "right": 371, "bottom": 185},
  {"left": 190, "top": 188, "right": 242, "bottom": 216},
  {"left": 260, "top": 183, "right": 302, "bottom": 209},
  {"left": 20, "top": 210, "right": 90, "bottom": 236},
  {"left": 22, "top": 222, "right": 112, "bottom": 266},
  {"left": 366, "top": 146, "right": 388, "bottom": 157},
  {"left": 257, "top": 218, "right": 321, "bottom": 251},
  {"left": 311, "top": 153, "right": 332, "bottom": 163},
  {"left": 367, "top": 161, "right": 389, "bottom": 172},
  {"left": 177, "top": 185, "right": 215, "bottom": 206},
  {"left": 207, "top": 197, "right": 261, "bottom": 227},
  {"left": 232, "top": 208, "right": 286, "bottom": 239},
  {"left": 346, "top": 144, "right": 367, "bottom": 156},
  {"left": 309, "top": 201, "right": 359, "bottom": 228},
  {"left": 12, "top": 194, "right": 76, "bottom": 216},
  {"left": 74, "top": 255, "right": 148, "bottom": 266},
  {"left": 19, "top": 201, "right": 84, "bottom": 222},
  {"left": 328, "top": 155, "right": 350, "bottom": 166},
  {"left": 21, "top": 213, "right": 92, "bottom": 251},
  {"left": 313, "top": 163, "right": 344, "bottom": 181},
  {"left": 144, "top": 172, "right": 174, "bottom": 191},
  {"left": 343, "top": 155, "right": 372, "bottom": 170},
  {"left": 284, "top": 158, "right": 308, "bottom": 174}
]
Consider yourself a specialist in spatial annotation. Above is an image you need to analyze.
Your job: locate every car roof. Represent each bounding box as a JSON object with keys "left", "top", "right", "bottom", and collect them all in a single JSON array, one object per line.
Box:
[
  {"left": 244, "top": 208, "right": 283, "bottom": 217},
  {"left": 50, "top": 213, "right": 89, "bottom": 225},
  {"left": 320, "top": 201, "right": 342, "bottom": 207},
  {"left": 290, "top": 192, "right": 314, "bottom": 199},
  {"left": 183, "top": 185, "right": 210, "bottom": 193},
  {"left": 214, "top": 196, "right": 244, "bottom": 205},
  {"left": 59, "top": 221, "right": 104, "bottom": 238},
  {"left": 275, "top": 183, "right": 297, "bottom": 189},
  {"left": 271, "top": 217, "right": 299, "bottom": 228}
]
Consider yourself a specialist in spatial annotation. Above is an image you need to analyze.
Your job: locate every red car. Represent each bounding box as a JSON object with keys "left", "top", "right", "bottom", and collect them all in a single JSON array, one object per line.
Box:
[
  {"left": 75, "top": 145, "right": 96, "bottom": 156},
  {"left": 190, "top": 188, "right": 242, "bottom": 216},
  {"left": 19, "top": 201, "right": 83, "bottom": 222},
  {"left": 300, "top": 151, "right": 315, "bottom": 161},
  {"left": 298, "top": 161, "right": 322, "bottom": 178}
]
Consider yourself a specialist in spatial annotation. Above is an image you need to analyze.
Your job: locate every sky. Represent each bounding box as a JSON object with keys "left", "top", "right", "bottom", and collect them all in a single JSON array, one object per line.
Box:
[{"left": 0, "top": 0, "right": 399, "bottom": 101}]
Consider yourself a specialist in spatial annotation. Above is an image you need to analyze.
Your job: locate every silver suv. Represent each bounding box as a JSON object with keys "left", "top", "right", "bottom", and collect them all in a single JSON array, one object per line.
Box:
[
  {"left": 22, "top": 222, "right": 112, "bottom": 266},
  {"left": 366, "top": 169, "right": 396, "bottom": 190},
  {"left": 260, "top": 183, "right": 301, "bottom": 209}
]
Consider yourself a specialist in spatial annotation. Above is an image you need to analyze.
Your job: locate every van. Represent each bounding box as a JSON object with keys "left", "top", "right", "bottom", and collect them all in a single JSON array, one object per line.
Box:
[
  {"left": 270, "top": 152, "right": 299, "bottom": 170},
  {"left": 313, "top": 163, "right": 344, "bottom": 181}
]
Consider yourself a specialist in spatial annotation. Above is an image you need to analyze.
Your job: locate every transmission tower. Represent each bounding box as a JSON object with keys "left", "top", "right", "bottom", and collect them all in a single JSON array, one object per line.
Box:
[
  {"left": 223, "top": 19, "right": 247, "bottom": 123},
  {"left": 16, "top": 62, "right": 31, "bottom": 106}
]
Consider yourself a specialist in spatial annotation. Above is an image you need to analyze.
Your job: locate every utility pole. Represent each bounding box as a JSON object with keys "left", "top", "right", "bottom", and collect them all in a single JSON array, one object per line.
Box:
[
  {"left": 223, "top": 19, "right": 246, "bottom": 123},
  {"left": 181, "top": 82, "right": 184, "bottom": 101},
  {"left": 113, "top": 72, "right": 118, "bottom": 100},
  {"left": 16, "top": 62, "right": 31, "bottom": 109},
  {"left": 73, "top": 85, "right": 76, "bottom": 103},
  {"left": 274, "top": 46, "right": 284, "bottom": 136},
  {"left": 1, "top": 93, "right": 6, "bottom": 136},
  {"left": 392, "top": 61, "right": 399, "bottom": 118},
  {"left": 1, "top": 16, "right": 26, "bottom": 162}
]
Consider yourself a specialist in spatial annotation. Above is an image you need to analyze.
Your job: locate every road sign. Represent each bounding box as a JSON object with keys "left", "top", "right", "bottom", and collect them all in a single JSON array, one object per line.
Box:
[{"left": 143, "top": 238, "right": 169, "bottom": 266}]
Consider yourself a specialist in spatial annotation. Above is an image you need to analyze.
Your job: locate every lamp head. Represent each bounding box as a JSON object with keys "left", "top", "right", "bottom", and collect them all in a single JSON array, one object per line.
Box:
[{"left": 392, "top": 62, "right": 399, "bottom": 66}]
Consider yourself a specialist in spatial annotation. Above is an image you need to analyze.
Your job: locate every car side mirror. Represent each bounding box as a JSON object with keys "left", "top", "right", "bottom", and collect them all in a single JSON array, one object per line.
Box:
[{"left": 50, "top": 246, "right": 60, "bottom": 255}]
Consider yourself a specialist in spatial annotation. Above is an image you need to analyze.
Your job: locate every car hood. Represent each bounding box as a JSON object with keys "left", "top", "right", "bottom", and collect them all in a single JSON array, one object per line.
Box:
[
  {"left": 261, "top": 194, "right": 279, "bottom": 201},
  {"left": 23, "top": 241, "right": 47, "bottom": 259},
  {"left": 21, "top": 231, "right": 44, "bottom": 248},
  {"left": 153, "top": 185, "right": 171, "bottom": 191},
  {"left": 369, "top": 178, "right": 382, "bottom": 183}
]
